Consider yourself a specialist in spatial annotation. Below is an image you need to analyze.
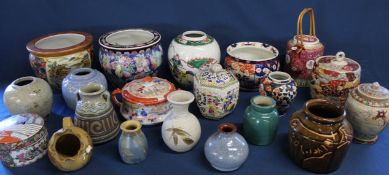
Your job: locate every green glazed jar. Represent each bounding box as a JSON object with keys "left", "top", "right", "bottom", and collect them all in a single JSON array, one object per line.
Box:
[{"left": 243, "top": 95, "right": 279, "bottom": 145}]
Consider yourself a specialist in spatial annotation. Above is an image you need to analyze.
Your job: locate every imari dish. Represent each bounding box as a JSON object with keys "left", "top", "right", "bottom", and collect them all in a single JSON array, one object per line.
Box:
[
  {"left": 112, "top": 77, "right": 176, "bottom": 125},
  {"left": 27, "top": 31, "right": 93, "bottom": 89},
  {"left": 0, "top": 113, "right": 48, "bottom": 167},
  {"left": 224, "top": 42, "right": 280, "bottom": 91},
  {"left": 99, "top": 28, "right": 162, "bottom": 88}
]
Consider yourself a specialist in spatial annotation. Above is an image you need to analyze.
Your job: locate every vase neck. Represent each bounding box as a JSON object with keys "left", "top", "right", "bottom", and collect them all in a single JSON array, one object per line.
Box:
[
  {"left": 304, "top": 99, "right": 345, "bottom": 124},
  {"left": 172, "top": 103, "right": 190, "bottom": 114},
  {"left": 250, "top": 96, "right": 276, "bottom": 113}
]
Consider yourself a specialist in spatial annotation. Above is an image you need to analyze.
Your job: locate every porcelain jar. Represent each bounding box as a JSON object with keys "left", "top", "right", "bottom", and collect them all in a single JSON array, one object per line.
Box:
[
  {"left": 225, "top": 42, "right": 280, "bottom": 91},
  {"left": 99, "top": 28, "right": 162, "bottom": 88},
  {"left": 193, "top": 64, "right": 239, "bottom": 119},
  {"left": 3, "top": 76, "right": 53, "bottom": 119},
  {"left": 27, "top": 31, "right": 93, "bottom": 89},
  {"left": 112, "top": 77, "right": 176, "bottom": 125},
  {"left": 243, "top": 96, "right": 279, "bottom": 145},
  {"left": 48, "top": 117, "right": 93, "bottom": 172},
  {"left": 0, "top": 113, "right": 48, "bottom": 167},
  {"left": 284, "top": 8, "right": 324, "bottom": 87},
  {"left": 345, "top": 82, "right": 389, "bottom": 144},
  {"left": 310, "top": 51, "right": 361, "bottom": 106},
  {"left": 161, "top": 90, "right": 201, "bottom": 152},
  {"left": 259, "top": 71, "right": 297, "bottom": 114},
  {"left": 288, "top": 99, "right": 353, "bottom": 173},
  {"left": 118, "top": 120, "right": 148, "bottom": 164},
  {"left": 204, "top": 123, "right": 249, "bottom": 172},
  {"left": 62, "top": 68, "right": 108, "bottom": 110},
  {"left": 168, "top": 31, "right": 220, "bottom": 88}
]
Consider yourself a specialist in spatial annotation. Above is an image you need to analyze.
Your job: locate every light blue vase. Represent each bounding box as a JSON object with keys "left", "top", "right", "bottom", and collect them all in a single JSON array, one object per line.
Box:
[
  {"left": 62, "top": 68, "right": 107, "bottom": 109},
  {"left": 119, "top": 120, "right": 148, "bottom": 164}
]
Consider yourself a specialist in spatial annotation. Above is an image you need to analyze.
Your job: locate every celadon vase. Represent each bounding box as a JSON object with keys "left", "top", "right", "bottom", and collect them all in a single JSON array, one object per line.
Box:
[{"left": 118, "top": 120, "right": 148, "bottom": 164}]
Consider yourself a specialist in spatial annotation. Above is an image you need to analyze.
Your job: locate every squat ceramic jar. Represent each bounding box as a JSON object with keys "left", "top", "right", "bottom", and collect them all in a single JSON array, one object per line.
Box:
[
  {"left": 225, "top": 42, "right": 280, "bottom": 91},
  {"left": 310, "top": 51, "right": 361, "bottom": 106},
  {"left": 168, "top": 31, "right": 220, "bottom": 88},
  {"left": 74, "top": 83, "right": 120, "bottom": 144},
  {"left": 259, "top": 71, "right": 297, "bottom": 115},
  {"left": 118, "top": 120, "right": 148, "bottom": 164},
  {"left": 99, "top": 28, "right": 162, "bottom": 88},
  {"left": 161, "top": 90, "right": 201, "bottom": 152},
  {"left": 3, "top": 76, "right": 53, "bottom": 119},
  {"left": 27, "top": 31, "right": 93, "bottom": 89},
  {"left": 194, "top": 64, "right": 239, "bottom": 119},
  {"left": 112, "top": 77, "right": 176, "bottom": 125},
  {"left": 243, "top": 96, "right": 279, "bottom": 145},
  {"left": 288, "top": 99, "right": 353, "bottom": 173},
  {"left": 204, "top": 123, "right": 249, "bottom": 172},
  {"left": 62, "top": 68, "right": 107, "bottom": 110},
  {"left": 48, "top": 117, "right": 93, "bottom": 172},
  {"left": 345, "top": 82, "right": 389, "bottom": 144},
  {"left": 0, "top": 113, "right": 48, "bottom": 167}
]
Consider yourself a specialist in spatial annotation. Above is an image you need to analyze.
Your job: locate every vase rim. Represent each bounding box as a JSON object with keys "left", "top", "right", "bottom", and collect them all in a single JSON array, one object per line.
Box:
[
  {"left": 120, "top": 120, "right": 142, "bottom": 134},
  {"left": 182, "top": 31, "right": 207, "bottom": 41},
  {"left": 79, "top": 83, "right": 105, "bottom": 96},
  {"left": 250, "top": 95, "right": 276, "bottom": 111},
  {"left": 69, "top": 68, "right": 96, "bottom": 79},
  {"left": 268, "top": 71, "right": 291, "bottom": 83},
  {"left": 167, "top": 90, "right": 194, "bottom": 105},
  {"left": 11, "top": 76, "right": 36, "bottom": 88},
  {"left": 217, "top": 123, "right": 237, "bottom": 133},
  {"left": 304, "top": 99, "right": 345, "bottom": 124}
]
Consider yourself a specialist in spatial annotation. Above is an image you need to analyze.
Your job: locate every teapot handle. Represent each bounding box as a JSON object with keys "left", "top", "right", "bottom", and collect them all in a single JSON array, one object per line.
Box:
[
  {"left": 296, "top": 8, "right": 316, "bottom": 46},
  {"left": 111, "top": 88, "right": 122, "bottom": 107},
  {"left": 63, "top": 117, "right": 74, "bottom": 129}
]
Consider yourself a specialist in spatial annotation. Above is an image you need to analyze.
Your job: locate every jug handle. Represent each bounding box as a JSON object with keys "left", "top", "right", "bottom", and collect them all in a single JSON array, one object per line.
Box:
[
  {"left": 63, "top": 117, "right": 74, "bottom": 129},
  {"left": 111, "top": 88, "right": 122, "bottom": 107},
  {"left": 102, "top": 91, "right": 111, "bottom": 103},
  {"left": 296, "top": 8, "right": 316, "bottom": 46}
]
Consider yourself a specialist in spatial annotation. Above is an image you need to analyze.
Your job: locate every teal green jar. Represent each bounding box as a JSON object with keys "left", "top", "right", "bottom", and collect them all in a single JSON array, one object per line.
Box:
[{"left": 243, "top": 95, "right": 279, "bottom": 145}]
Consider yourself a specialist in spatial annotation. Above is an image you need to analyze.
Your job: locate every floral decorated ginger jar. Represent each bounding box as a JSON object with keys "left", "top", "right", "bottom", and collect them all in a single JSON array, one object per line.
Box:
[
  {"left": 99, "top": 28, "right": 162, "bottom": 88},
  {"left": 194, "top": 64, "right": 239, "bottom": 119},
  {"left": 168, "top": 31, "right": 220, "bottom": 89},
  {"left": 345, "top": 82, "right": 389, "bottom": 144}
]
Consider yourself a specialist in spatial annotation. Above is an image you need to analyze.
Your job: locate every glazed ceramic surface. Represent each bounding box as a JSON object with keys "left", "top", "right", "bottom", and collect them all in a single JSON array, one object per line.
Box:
[
  {"left": 27, "top": 31, "right": 93, "bottom": 89},
  {"left": 62, "top": 68, "right": 107, "bottom": 110},
  {"left": 0, "top": 113, "right": 48, "bottom": 167},
  {"left": 118, "top": 120, "right": 148, "bottom": 164},
  {"left": 259, "top": 71, "right": 297, "bottom": 114},
  {"left": 193, "top": 64, "right": 239, "bottom": 119},
  {"left": 310, "top": 51, "right": 361, "bottom": 105},
  {"left": 74, "top": 83, "right": 120, "bottom": 144},
  {"left": 99, "top": 28, "right": 162, "bottom": 88},
  {"left": 48, "top": 117, "right": 93, "bottom": 172},
  {"left": 204, "top": 123, "right": 249, "bottom": 172},
  {"left": 225, "top": 42, "right": 280, "bottom": 90},
  {"left": 3, "top": 76, "right": 53, "bottom": 119},
  {"left": 112, "top": 77, "right": 175, "bottom": 125},
  {"left": 285, "top": 8, "right": 324, "bottom": 87},
  {"left": 168, "top": 31, "right": 220, "bottom": 88},
  {"left": 243, "top": 96, "right": 279, "bottom": 145},
  {"left": 345, "top": 82, "right": 389, "bottom": 144},
  {"left": 288, "top": 99, "right": 353, "bottom": 173},
  {"left": 161, "top": 90, "right": 201, "bottom": 152}
]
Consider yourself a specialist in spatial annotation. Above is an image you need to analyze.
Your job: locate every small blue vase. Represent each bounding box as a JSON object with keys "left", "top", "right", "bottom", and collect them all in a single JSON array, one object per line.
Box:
[
  {"left": 62, "top": 68, "right": 107, "bottom": 109},
  {"left": 119, "top": 120, "right": 148, "bottom": 164}
]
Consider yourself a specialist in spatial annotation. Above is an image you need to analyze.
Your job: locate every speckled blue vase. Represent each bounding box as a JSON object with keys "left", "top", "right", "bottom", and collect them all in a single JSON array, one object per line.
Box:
[
  {"left": 62, "top": 68, "right": 107, "bottom": 109},
  {"left": 118, "top": 120, "right": 148, "bottom": 164},
  {"left": 204, "top": 123, "right": 249, "bottom": 172}
]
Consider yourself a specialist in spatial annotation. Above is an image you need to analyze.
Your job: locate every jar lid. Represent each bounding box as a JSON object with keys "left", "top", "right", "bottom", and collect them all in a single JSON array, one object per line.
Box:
[
  {"left": 195, "top": 64, "right": 239, "bottom": 88},
  {"left": 358, "top": 82, "right": 389, "bottom": 100},
  {"left": 122, "top": 77, "right": 176, "bottom": 106},
  {"left": 315, "top": 51, "right": 361, "bottom": 73}
]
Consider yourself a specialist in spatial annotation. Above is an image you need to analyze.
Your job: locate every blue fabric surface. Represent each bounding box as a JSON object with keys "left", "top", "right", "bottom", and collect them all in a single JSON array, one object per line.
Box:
[{"left": 0, "top": 0, "right": 389, "bottom": 174}]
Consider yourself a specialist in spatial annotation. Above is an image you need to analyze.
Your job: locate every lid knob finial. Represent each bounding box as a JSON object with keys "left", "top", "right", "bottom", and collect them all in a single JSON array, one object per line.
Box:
[
  {"left": 210, "top": 64, "right": 223, "bottom": 73},
  {"left": 372, "top": 82, "right": 380, "bottom": 90},
  {"left": 335, "top": 51, "right": 346, "bottom": 62}
]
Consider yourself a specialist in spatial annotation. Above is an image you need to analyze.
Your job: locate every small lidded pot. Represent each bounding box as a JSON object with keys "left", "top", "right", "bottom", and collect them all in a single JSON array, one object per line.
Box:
[
  {"left": 345, "top": 82, "right": 389, "bottom": 144},
  {"left": 194, "top": 64, "right": 239, "bottom": 119},
  {"left": 112, "top": 77, "right": 176, "bottom": 125},
  {"left": 310, "top": 51, "right": 361, "bottom": 105}
]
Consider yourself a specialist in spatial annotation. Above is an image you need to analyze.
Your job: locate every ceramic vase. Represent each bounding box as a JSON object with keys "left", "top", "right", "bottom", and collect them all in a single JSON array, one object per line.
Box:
[
  {"left": 48, "top": 117, "right": 93, "bottom": 172},
  {"left": 168, "top": 31, "right": 220, "bottom": 89},
  {"left": 99, "top": 28, "right": 162, "bottom": 88},
  {"left": 204, "top": 123, "right": 249, "bottom": 172},
  {"left": 118, "top": 120, "right": 148, "bottom": 164},
  {"left": 161, "top": 90, "right": 201, "bottom": 152},
  {"left": 27, "top": 31, "right": 93, "bottom": 89},
  {"left": 259, "top": 71, "right": 297, "bottom": 115},
  {"left": 74, "top": 83, "right": 120, "bottom": 144},
  {"left": 243, "top": 96, "right": 279, "bottom": 145},
  {"left": 288, "top": 99, "right": 353, "bottom": 173},
  {"left": 3, "top": 76, "right": 53, "bottom": 119},
  {"left": 194, "top": 64, "right": 239, "bottom": 119},
  {"left": 225, "top": 42, "right": 280, "bottom": 91},
  {"left": 345, "top": 82, "right": 389, "bottom": 144},
  {"left": 62, "top": 68, "right": 107, "bottom": 110}
]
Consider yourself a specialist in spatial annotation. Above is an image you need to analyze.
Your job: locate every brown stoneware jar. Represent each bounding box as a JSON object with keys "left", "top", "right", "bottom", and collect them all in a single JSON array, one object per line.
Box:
[{"left": 288, "top": 99, "right": 353, "bottom": 173}]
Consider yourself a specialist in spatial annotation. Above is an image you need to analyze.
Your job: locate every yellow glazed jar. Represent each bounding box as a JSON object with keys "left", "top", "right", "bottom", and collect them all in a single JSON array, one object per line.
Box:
[{"left": 48, "top": 117, "right": 93, "bottom": 171}]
